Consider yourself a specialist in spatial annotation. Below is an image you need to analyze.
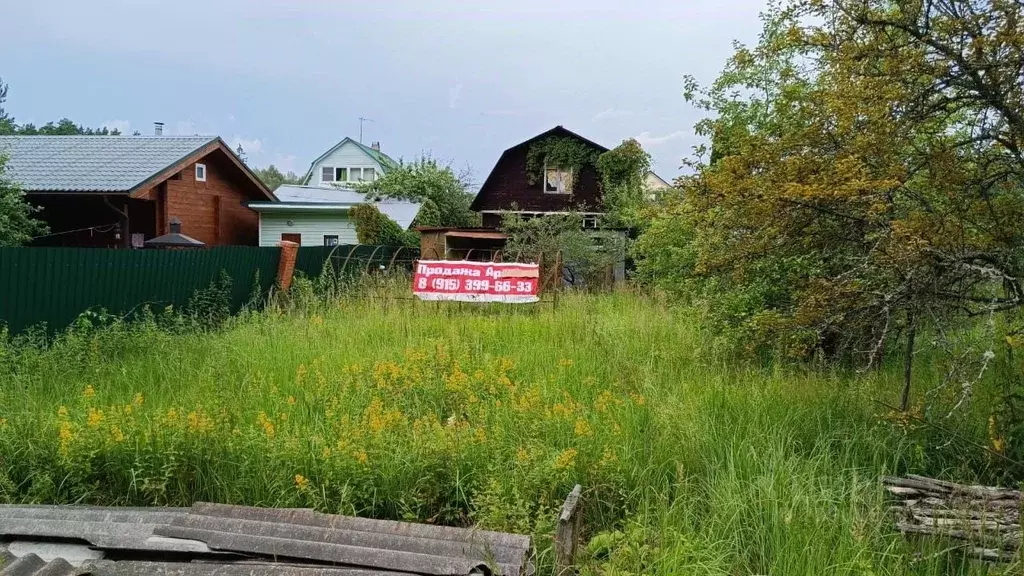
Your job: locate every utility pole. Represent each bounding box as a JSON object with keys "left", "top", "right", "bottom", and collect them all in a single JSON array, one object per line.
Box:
[{"left": 358, "top": 117, "right": 373, "bottom": 143}]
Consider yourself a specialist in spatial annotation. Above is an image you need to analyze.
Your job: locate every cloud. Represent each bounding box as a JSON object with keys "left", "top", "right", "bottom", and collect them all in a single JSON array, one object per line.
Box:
[
  {"left": 448, "top": 82, "right": 463, "bottom": 109},
  {"left": 103, "top": 120, "right": 132, "bottom": 135},
  {"left": 273, "top": 153, "right": 300, "bottom": 174},
  {"left": 481, "top": 108, "right": 529, "bottom": 118},
  {"left": 593, "top": 108, "right": 634, "bottom": 122},
  {"left": 231, "top": 136, "right": 263, "bottom": 155},
  {"left": 635, "top": 130, "right": 687, "bottom": 147},
  {"left": 174, "top": 120, "right": 197, "bottom": 135}
]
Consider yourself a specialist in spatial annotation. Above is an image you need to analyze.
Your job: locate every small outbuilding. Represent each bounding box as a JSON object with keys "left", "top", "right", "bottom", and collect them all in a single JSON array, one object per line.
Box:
[{"left": 418, "top": 227, "right": 508, "bottom": 261}]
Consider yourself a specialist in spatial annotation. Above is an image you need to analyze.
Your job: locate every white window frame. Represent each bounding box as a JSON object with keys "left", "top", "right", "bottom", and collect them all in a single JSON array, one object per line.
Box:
[
  {"left": 335, "top": 167, "right": 348, "bottom": 182},
  {"left": 195, "top": 163, "right": 207, "bottom": 182},
  {"left": 543, "top": 164, "right": 572, "bottom": 194},
  {"left": 583, "top": 216, "right": 599, "bottom": 229},
  {"left": 323, "top": 235, "right": 340, "bottom": 246},
  {"left": 321, "top": 166, "right": 336, "bottom": 183}
]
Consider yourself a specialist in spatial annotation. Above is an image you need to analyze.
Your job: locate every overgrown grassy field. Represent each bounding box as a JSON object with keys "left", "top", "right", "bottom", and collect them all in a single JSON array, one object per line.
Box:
[{"left": 0, "top": 292, "right": 1013, "bottom": 575}]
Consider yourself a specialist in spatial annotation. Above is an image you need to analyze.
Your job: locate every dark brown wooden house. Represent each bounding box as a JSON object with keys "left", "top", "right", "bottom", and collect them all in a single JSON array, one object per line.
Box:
[
  {"left": 0, "top": 135, "right": 274, "bottom": 248},
  {"left": 470, "top": 126, "right": 609, "bottom": 229}
]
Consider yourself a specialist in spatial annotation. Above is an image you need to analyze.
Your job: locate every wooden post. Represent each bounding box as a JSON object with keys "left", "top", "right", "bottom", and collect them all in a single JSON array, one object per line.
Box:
[
  {"left": 554, "top": 484, "right": 582, "bottom": 576},
  {"left": 900, "top": 311, "right": 916, "bottom": 412}
]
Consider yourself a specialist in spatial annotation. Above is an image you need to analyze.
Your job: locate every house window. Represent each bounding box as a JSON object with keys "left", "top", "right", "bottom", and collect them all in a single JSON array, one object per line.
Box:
[
  {"left": 335, "top": 168, "right": 348, "bottom": 182},
  {"left": 321, "top": 166, "right": 335, "bottom": 183},
  {"left": 583, "top": 216, "right": 599, "bottom": 229},
  {"left": 544, "top": 165, "right": 572, "bottom": 194},
  {"left": 195, "top": 163, "right": 207, "bottom": 182},
  {"left": 323, "top": 235, "right": 340, "bottom": 247},
  {"left": 348, "top": 167, "right": 375, "bottom": 182}
]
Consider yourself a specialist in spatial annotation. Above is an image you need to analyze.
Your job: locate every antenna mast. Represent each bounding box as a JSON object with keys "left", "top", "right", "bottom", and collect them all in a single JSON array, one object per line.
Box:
[{"left": 358, "top": 117, "right": 374, "bottom": 143}]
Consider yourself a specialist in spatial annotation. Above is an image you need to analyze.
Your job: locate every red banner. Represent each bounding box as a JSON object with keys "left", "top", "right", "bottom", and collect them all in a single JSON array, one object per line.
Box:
[{"left": 413, "top": 260, "right": 540, "bottom": 303}]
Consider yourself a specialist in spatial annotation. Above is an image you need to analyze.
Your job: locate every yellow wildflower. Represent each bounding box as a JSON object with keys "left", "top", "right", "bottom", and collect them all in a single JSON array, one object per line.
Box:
[
  {"left": 109, "top": 426, "right": 125, "bottom": 443},
  {"left": 475, "top": 427, "right": 487, "bottom": 443},
  {"left": 595, "top": 391, "right": 614, "bottom": 413},
  {"left": 558, "top": 358, "right": 574, "bottom": 368},
  {"left": 294, "top": 474, "right": 310, "bottom": 489},
  {"left": 82, "top": 385, "right": 96, "bottom": 399},
  {"left": 574, "top": 418, "right": 593, "bottom": 437},
  {"left": 0, "top": 418, "right": 7, "bottom": 427},
  {"left": 57, "top": 406, "right": 69, "bottom": 419},
  {"left": 516, "top": 447, "right": 530, "bottom": 463},
  {"left": 287, "top": 396, "right": 297, "bottom": 406},
  {"left": 86, "top": 408, "right": 104, "bottom": 428},
  {"left": 554, "top": 448, "right": 578, "bottom": 470},
  {"left": 989, "top": 415, "right": 1006, "bottom": 454},
  {"left": 630, "top": 393, "right": 646, "bottom": 406},
  {"left": 58, "top": 421, "right": 74, "bottom": 455},
  {"left": 310, "top": 315, "right": 324, "bottom": 326},
  {"left": 257, "top": 411, "right": 276, "bottom": 438},
  {"left": 353, "top": 449, "right": 368, "bottom": 464},
  {"left": 132, "top": 393, "right": 144, "bottom": 407}
]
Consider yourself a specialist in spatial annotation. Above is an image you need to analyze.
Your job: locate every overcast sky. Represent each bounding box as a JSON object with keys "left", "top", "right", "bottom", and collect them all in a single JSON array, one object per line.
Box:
[{"left": 1, "top": 0, "right": 767, "bottom": 185}]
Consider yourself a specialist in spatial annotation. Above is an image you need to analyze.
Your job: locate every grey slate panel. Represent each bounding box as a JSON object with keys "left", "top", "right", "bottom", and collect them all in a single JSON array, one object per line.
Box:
[
  {"left": 83, "top": 560, "right": 417, "bottom": 576},
  {"left": 0, "top": 553, "right": 76, "bottom": 576},
  {"left": 0, "top": 136, "right": 217, "bottom": 193},
  {"left": 0, "top": 506, "right": 209, "bottom": 553},
  {"left": 154, "top": 503, "right": 527, "bottom": 575}
]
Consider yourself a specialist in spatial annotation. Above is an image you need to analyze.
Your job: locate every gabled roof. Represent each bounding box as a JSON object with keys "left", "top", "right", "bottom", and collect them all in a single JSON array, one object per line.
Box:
[
  {"left": 0, "top": 135, "right": 273, "bottom": 199},
  {"left": 470, "top": 126, "right": 609, "bottom": 212},
  {"left": 249, "top": 185, "right": 422, "bottom": 229},
  {"left": 301, "top": 137, "right": 398, "bottom": 184}
]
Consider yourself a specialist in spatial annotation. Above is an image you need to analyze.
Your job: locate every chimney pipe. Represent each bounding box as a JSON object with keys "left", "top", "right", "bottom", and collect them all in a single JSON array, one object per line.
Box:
[
  {"left": 169, "top": 216, "right": 182, "bottom": 234},
  {"left": 371, "top": 141, "right": 380, "bottom": 151},
  {"left": 154, "top": 122, "right": 164, "bottom": 136}
]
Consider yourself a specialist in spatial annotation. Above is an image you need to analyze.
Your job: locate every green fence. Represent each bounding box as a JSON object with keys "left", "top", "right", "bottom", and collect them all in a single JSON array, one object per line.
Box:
[{"left": 0, "top": 244, "right": 419, "bottom": 335}]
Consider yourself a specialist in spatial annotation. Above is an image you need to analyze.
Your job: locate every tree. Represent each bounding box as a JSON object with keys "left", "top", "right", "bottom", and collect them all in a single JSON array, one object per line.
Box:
[
  {"left": 636, "top": 0, "right": 1024, "bottom": 398},
  {"left": 356, "top": 156, "right": 477, "bottom": 228},
  {"left": 253, "top": 165, "right": 303, "bottom": 192},
  {"left": 349, "top": 203, "right": 418, "bottom": 247},
  {"left": 0, "top": 78, "right": 119, "bottom": 135},
  {"left": 0, "top": 154, "right": 48, "bottom": 246},
  {"left": 596, "top": 138, "right": 652, "bottom": 229},
  {"left": 502, "top": 213, "right": 625, "bottom": 287}
]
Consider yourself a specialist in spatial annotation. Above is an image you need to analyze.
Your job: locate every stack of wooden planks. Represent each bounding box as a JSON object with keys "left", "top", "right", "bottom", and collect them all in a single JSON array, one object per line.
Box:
[{"left": 883, "top": 474, "right": 1021, "bottom": 562}]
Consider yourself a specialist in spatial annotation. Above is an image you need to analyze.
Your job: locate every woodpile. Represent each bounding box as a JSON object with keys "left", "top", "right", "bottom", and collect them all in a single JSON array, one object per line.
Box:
[{"left": 883, "top": 475, "right": 1022, "bottom": 562}]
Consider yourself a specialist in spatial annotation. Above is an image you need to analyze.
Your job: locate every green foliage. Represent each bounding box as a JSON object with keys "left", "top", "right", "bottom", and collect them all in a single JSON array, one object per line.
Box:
[
  {"left": 350, "top": 203, "right": 418, "bottom": 247},
  {"left": 502, "top": 212, "right": 625, "bottom": 287},
  {"left": 596, "top": 139, "right": 652, "bottom": 229},
  {"left": 0, "top": 78, "right": 119, "bottom": 136},
  {"left": 0, "top": 293, "right": 1008, "bottom": 574},
  {"left": 636, "top": 0, "right": 1024, "bottom": 371},
  {"left": 0, "top": 154, "right": 48, "bottom": 246},
  {"left": 525, "top": 137, "right": 601, "bottom": 188},
  {"left": 254, "top": 165, "right": 303, "bottom": 192},
  {"left": 412, "top": 197, "right": 442, "bottom": 228},
  {"left": 357, "top": 156, "right": 476, "bottom": 228}
]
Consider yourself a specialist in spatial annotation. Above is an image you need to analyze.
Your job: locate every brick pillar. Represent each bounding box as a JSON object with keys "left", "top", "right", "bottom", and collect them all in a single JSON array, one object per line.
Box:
[{"left": 277, "top": 241, "right": 299, "bottom": 291}]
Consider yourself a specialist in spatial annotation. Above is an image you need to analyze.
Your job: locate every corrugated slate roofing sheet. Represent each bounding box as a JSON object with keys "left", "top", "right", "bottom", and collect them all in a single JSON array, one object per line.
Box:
[
  {"left": 0, "top": 136, "right": 217, "bottom": 193},
  {"left": 0, "top": 503, "right": 533, "bottom": 576}
]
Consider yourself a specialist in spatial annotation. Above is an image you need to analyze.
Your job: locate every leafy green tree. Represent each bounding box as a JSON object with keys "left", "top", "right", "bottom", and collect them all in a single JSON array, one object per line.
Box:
[
  {"left": 636, "top": 0, "right": 1024, "bottom": 394},
  {"left": 597, "top": 138, "right": 651, "bottom": 228},
  {"left": 349, "top": 203, "right": 418, "bottom": 247},
  {"left": 253, "top": 165, "right": 303, "bottom": 192},
  {"left": 0, "top": 154, "right": 48, "bottom": 246},
  {"left": 502, "top": 212, "right": 625, "bottom": 287},
  {"left": 357, "top": 156, "right": 476, "bottom": 228}
]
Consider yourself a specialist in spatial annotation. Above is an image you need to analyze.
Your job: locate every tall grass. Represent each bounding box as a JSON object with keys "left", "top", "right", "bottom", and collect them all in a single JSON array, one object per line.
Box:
[{"left": 0, "top": 290, "right": 1014, "bottom": 574}]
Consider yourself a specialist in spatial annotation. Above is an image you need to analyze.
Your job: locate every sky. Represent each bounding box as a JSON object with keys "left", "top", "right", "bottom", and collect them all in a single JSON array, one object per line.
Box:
[{"left": 1, "top": 0, "right": 768, "bottom": 186}]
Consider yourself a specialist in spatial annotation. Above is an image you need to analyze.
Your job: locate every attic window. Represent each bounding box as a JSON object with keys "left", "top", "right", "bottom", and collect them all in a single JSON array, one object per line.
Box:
[
  {"left": 544, "top": 165, "right": 572, "bottom": 194},
  {"left": 335, "top": 168, "right": 348, "bottom": 182},
  {"left": 195, "top": 163, "right": 207, "bottom": 182},
  {"left": 321, "top": 167, "right": 335, "bottom": 183}
]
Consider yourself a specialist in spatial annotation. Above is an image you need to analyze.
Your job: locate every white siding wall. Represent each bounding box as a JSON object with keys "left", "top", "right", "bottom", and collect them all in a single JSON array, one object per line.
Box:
[
  {"left": 312, "top": 141, "right": 383, "bottom": 187},
  {"left": 258, "top": 212, "right": 358, "bottom": 247}
]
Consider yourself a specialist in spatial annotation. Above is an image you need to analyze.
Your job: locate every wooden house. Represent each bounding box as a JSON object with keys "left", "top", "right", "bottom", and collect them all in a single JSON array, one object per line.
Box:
[{"left": 0, "top": 134, "right": 273, "bottom": 248}]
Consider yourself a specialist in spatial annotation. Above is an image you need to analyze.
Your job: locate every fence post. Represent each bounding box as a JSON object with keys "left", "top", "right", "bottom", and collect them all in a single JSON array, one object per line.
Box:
[
  {"left": 277, "top": 241, "right": 299, "bottom": 291},
  {"left": 554, "top": 484, "right": 582, "bottom": 576}
]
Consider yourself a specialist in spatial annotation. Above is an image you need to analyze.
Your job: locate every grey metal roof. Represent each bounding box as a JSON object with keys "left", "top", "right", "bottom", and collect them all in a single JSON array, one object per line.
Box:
[
  {"left": 253, "top": 186, "right": 422, "bottom": 229},
  {"left": 0, "top": 136, "right": 218, "bottom": 193},
  {"left": 0, "top": 503, "right": 533, "bottom": 576}
]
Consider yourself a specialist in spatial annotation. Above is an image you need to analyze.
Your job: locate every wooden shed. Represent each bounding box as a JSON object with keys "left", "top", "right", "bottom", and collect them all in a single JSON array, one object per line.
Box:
[{"left": 418, "top": 227, "right": 508, "bottom": 261}]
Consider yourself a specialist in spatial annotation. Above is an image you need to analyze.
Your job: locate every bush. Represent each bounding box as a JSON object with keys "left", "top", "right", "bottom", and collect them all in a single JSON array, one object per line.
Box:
[{"left": 350, "top": 203, "right": 418, "bottom": 247}]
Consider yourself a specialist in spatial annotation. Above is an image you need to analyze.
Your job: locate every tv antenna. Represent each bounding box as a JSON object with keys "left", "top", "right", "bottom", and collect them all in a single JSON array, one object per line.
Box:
[{"left": 358, "top": 117, "right": 374, "bottom": 143}]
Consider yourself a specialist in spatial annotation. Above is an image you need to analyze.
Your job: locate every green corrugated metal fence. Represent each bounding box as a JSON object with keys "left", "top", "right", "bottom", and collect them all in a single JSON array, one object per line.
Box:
[
  {"left": 0, "top": 246, "right": 287, "bottom": 334},
  {"left": 0, "top": 245, "right": 416, "bottom": 335}
]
